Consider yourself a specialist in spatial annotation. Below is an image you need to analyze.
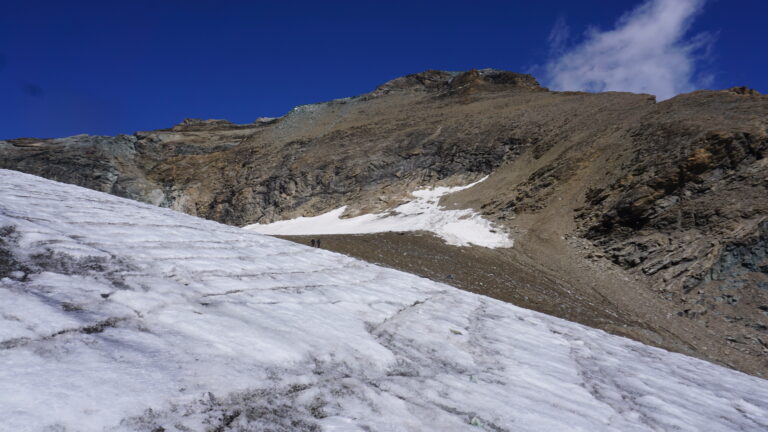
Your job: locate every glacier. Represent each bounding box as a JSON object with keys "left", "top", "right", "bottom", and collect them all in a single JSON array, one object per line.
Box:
[{"left": 0, "top": 168, "right": 767, "bottom": 432}]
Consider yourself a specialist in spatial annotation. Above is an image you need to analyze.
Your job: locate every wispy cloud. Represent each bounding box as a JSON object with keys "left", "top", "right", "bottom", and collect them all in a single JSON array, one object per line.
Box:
[
  {"left": 544, "top": 0, "right": 712, "bottom": 100},
  {"left": 548, "top": 16, "right": 570, "bottom": 56}
]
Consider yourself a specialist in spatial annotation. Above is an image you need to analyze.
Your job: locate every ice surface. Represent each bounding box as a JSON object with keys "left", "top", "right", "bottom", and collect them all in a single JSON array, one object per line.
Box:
[
  {"left": 1, "top": 169, "right": 767, "bottom": 432},
  {"left": 244, "top": 177, "right": 514, "bottom": 248}
]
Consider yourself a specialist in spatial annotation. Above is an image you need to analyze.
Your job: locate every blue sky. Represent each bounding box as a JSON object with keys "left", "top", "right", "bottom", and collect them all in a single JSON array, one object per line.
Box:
[{"left": 1, "top": 0, "right": 766, "bottom": 139}]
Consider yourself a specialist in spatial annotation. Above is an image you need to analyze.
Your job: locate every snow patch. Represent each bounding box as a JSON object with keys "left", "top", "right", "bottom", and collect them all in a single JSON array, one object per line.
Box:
[{"left": 244, "top": 176, "right": 513, "bottom": 248}]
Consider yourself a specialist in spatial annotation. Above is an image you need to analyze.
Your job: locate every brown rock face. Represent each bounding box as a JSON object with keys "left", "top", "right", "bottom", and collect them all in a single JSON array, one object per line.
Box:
[{"left": 2, "top": 70, "right": 767, "bottom": 376}]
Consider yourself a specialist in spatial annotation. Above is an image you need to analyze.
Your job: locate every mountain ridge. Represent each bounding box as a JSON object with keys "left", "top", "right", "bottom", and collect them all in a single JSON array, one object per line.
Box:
[{"left": 2, "top": 69, "right": 767, "bottom": 376}]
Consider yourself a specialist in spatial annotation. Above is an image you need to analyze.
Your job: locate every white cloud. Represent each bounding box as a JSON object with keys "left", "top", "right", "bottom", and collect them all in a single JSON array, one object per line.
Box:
[{"left": 544, "top": 0, "right": 712, "bottom": 100}]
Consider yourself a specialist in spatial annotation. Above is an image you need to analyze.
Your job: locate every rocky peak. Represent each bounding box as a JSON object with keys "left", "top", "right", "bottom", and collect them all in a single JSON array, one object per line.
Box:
[
  {"left": 725, "top": 86, "right": 762, "bottom": 96},
  {"left": 171, "top": 118, "right": 236, "bottom": 131},
  {"left": 372, "top": 68, "right": 543, "bottom": 96}
]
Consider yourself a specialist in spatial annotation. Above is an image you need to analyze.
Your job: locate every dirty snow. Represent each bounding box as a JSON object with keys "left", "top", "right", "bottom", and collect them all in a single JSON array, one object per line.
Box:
[
  {"left": 244, "top": 177, "right": 514, "bottom": 248},
  {"left": 1, "top": 169, "right": 767, "bottom": 432}
]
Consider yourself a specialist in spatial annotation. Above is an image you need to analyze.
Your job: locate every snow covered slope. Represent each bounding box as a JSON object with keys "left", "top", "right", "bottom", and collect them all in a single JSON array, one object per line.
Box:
[
  {"left": 244, "top": 177, "right": 514, "bottom": 248},
  {"left": 1, "top": 169, "right": 767, "bottom": 432}
]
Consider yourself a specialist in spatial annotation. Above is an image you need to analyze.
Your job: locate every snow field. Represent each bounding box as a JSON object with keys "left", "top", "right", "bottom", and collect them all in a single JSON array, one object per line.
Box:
[{"left": 0, "top": 169, "right": 767, "bottom": 431}]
